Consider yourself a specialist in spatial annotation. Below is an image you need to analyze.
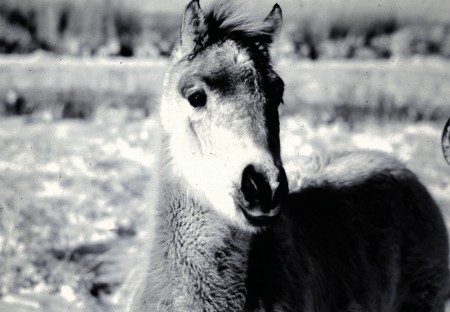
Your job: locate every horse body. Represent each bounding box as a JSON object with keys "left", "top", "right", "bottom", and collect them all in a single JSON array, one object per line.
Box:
[
  {"left": 130, "top": 150, "right": 449, "bottom": 311},
  {"left": 129, "top": 1, "right": 449, "bottom": 311},
  {"left": 246, "top": 151, "right": 449, "bottom": 311}
]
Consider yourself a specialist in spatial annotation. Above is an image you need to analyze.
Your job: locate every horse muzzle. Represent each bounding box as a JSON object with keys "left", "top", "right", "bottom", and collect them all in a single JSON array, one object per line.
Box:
[{"left": 238, "top": 164, "right": 289, "bottom": 226}]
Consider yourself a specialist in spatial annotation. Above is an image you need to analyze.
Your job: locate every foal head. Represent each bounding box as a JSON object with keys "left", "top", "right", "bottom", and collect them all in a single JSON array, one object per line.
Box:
[{"left": 160, "top": 0, "right": 288, "bottom": 231}]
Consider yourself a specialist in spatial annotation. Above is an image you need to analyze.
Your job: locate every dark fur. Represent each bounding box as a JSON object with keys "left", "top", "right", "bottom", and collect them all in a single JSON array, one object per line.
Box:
[{"left": 246, "top": 158, "right": 449, "bottom": 311}]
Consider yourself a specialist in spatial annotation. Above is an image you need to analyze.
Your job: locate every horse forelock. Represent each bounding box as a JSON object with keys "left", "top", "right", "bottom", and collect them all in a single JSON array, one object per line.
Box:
[
  {"left": 174, "top": 41, "right": 254, "bottom": 97},
  {"left": 178, "top": 0, "right": 275, "bottom": 62},
  {"left": 205, "top": 1, "right": 275, "bottom": 43}
]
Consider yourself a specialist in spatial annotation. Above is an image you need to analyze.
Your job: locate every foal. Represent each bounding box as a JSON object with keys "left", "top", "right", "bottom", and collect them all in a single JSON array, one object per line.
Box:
[{"left": 129, "top": 1, "right": 449, "bottom": 311}]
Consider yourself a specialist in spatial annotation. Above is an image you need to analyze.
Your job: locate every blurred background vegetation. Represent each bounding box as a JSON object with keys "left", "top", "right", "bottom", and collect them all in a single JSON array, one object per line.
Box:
[
  {"left": 0, "top": 0, "right": 178, "bottom": 57},
  {"left": 1, "top": 0, "right": 450, "bottom": 59}
]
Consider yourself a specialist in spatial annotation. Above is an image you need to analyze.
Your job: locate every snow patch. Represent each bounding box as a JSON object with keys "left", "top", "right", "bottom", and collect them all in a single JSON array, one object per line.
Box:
[
  {"left": 2, "top": 295, "right": 40, "bottom": 309},
  {"left": 352, "top": 134, "right": 393, "bottom": 153},
  {"left": 59, "top": 285, "right": 76, "bottom": 303}
]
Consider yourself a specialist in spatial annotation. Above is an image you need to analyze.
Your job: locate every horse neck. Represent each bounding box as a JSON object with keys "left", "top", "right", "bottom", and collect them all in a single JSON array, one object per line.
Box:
[{"left": 149, "top": 141, "right": 252, "bottom": 311}]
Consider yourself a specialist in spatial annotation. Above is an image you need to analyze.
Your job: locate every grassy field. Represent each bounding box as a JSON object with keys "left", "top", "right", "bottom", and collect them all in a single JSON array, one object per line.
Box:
[
  {"left": 0, "top": 115, "right": 158, "bottom": 311},
  {"left": 1, "top": 55, "right": 450, "bottom": 122},
  {"left": 0, "top": 56, "right": 450, "bottom": 310}
]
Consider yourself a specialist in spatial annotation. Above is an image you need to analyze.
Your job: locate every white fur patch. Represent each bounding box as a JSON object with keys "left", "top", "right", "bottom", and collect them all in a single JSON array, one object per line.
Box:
[{"left": 167, "top": 120, "right": 270, "bottom": 230}]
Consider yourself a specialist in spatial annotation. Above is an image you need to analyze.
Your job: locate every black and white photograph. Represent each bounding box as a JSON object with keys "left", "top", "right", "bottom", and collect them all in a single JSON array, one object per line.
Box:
[{"left": 1, "top": 0, "right": 450, "bottom": 311}]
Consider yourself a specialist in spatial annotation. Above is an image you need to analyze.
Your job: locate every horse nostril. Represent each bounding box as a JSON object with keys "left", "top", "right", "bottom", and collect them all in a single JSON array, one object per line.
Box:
[
  {"left": 239, "top": 164, "right": 286, "bottom": 225},
  {"left": 240, "top": 164, "right": 288, "bottom": 220},
  {"left": 241, "top": 165, "right": 270, "bottom": 205}
]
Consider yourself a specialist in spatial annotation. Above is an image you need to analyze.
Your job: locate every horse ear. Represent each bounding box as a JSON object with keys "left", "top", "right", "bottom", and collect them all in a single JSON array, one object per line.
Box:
[
  {"left": 180, "top": 0, "right": 207, "bottom": 54},
  {"left": 264, "top": 3, "right": 282, "bottom": 40}
]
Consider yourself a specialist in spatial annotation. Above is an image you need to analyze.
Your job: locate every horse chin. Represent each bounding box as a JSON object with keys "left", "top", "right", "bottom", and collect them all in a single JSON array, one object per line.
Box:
[
  {"left": 236, "top": 205, "right": 278, "bottom": 233},
  {"left": 224, "top": 197, "right": 274, "bottom": 233}
]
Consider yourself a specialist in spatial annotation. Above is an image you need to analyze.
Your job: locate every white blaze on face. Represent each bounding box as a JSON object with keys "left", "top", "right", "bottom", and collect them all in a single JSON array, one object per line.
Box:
[
  {"left": 160, "top": 66, "right": 275, "bottom": 228},
  {"left": 171, "top": 123, "right": 266, "bottom": 226}
]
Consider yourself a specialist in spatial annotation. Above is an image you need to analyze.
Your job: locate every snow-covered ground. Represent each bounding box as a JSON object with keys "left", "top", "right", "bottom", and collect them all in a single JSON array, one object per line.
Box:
[
  {"left": 0, "top": 112, "right": 449, "bottom": 311},
  {"left": 0, "top": 112, "right": 159, "bottom": 311}
]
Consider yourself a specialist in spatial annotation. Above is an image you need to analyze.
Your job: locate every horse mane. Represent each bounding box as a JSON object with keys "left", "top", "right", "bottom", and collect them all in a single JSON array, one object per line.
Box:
[{"left": 201, "top": 0, "right": 278, "bottom": 46}]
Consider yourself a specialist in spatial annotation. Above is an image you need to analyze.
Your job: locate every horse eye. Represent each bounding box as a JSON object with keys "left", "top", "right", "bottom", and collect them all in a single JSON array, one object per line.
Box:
[{"left": 187, "top": 90, "right": 207, "bottom": 108}]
